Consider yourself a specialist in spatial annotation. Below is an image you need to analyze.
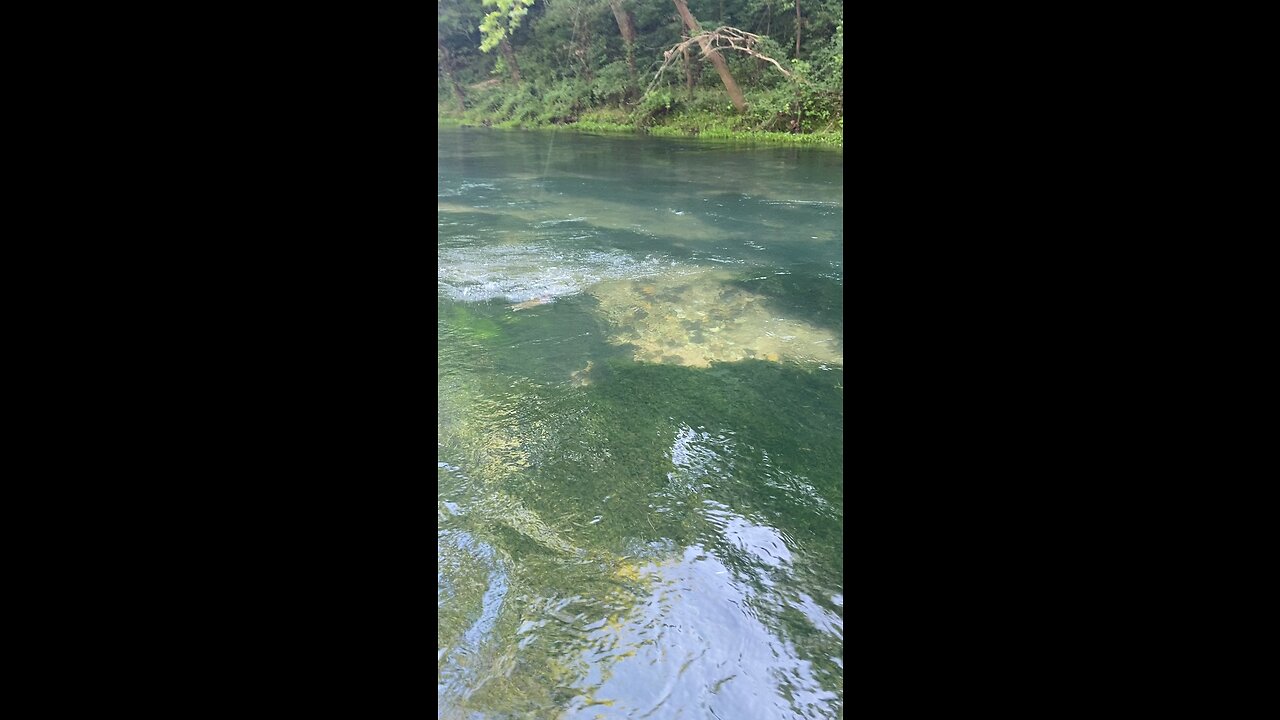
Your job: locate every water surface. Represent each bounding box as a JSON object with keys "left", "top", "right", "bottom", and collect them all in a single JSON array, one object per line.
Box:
[{"left": 438, "top": 127, "right": 843, "bottom": 719}]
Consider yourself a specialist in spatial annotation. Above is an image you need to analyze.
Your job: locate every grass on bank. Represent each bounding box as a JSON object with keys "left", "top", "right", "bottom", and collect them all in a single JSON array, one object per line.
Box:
[{"left": 438, "top": 85, "right": 842, "bottom": 148}]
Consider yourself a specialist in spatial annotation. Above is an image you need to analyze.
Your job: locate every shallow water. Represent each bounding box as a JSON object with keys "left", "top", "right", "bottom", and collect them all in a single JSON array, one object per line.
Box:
[{"left": 438, "top": 127, "right": 843, "bottom": 719}]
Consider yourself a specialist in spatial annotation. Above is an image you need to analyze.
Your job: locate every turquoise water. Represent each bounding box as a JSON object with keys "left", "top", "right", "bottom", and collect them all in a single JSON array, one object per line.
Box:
[{"left": 438, "top": 128, "right": 843, "bottom": 719}]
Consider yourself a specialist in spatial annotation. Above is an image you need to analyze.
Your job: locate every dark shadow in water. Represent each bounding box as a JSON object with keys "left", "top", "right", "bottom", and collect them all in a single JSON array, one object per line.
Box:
[{"left": 727, "top": 266, "right": 845, "bottom": 338}]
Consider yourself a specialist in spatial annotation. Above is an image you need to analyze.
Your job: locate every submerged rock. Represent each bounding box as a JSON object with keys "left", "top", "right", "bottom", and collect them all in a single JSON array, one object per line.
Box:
[{"left": 589, "top": 270, "right": 843, "bottom": 368}]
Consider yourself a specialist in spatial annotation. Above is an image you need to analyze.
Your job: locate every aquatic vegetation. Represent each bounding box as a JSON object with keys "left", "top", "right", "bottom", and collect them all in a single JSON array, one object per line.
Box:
[
  {"left": 438, "top": 348, "right": 677, "bottom": 716},
  {"left": 442, "top": 305, "right": 504, "bottom": 341},
  {"left": 439, "top": 332, "right": 844, "bottom": 716}
]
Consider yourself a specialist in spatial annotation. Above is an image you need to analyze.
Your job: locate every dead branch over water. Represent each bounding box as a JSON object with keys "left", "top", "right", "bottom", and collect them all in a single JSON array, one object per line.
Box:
[{"left": 645, "top": 26, "right": 799, "bottom": 99}]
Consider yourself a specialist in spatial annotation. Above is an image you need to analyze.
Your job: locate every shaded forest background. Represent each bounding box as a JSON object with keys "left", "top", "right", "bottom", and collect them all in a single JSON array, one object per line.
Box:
[{"left": 438, "top": 0, "right": 842, "bottom": 142}]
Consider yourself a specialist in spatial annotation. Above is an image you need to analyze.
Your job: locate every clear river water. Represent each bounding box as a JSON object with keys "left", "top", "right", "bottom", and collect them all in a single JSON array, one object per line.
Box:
[{"left": 438, "top": 127, "right": 843, "bottom": 719}]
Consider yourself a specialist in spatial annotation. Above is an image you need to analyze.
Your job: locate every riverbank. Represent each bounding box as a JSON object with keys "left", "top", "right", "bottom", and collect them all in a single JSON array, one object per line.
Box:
[
  {"left": 440, "top": 115, "right": 842, "bottom": 147},
  {"left": 438, "top": 88, "right": 843, "bottom": 148}
]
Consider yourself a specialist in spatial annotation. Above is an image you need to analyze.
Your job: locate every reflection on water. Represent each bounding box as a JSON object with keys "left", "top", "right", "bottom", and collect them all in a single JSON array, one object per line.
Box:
[
  {"left": 575, "top": 542, "right": 841, "bottom": 719},
  {"left": 439, "top": 128, "right": 842, "bottom": 719}
]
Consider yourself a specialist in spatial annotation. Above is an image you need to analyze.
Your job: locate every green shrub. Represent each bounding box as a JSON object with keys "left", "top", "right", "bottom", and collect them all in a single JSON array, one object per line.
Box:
[{"left": 634, "top": 89, "right": 678, "bottom": 126}]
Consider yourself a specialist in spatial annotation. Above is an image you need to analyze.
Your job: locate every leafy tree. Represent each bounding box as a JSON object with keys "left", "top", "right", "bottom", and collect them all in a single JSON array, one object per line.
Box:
[
  {"left": 479, "top": 0, "right": 536, "bottom": 82},
  {"left": 479, "top": 0, "right": 535, "bottom": 51},
  {"left": 608, "top": 0, "right": 639, "bottom": 98},
  {"left": 437, "top": 0, "right": 842, "bottom": 136},
  {"left": 672, "top": 0, "right": 746, "bottom": 112}
]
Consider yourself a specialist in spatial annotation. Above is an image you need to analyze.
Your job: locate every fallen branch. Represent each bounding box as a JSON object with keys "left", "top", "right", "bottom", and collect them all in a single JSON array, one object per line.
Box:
[{"left": 642, "top": 26, "right": 800, "bottom": 100}]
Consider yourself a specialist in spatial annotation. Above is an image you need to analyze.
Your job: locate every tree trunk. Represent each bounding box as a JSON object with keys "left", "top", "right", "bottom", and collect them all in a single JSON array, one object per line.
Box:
[
  {"left": 761, "top": 1, "right": 772, "bottom": 78},
  {"left": 438, "top": 36, "right": 467, "bottom": 112},
  {"left": 672, "top": 0, "right": 746, "bottom": 112},
  {"left": 794, "top": 0, "right": 801, "bottom": 58},
  {"left": 573, "top": 3, "right": 593, "bottom": 83},
  {"left": 683, "top": 46, "right": 694, "bottom": 98},
  {"left": 609, "top": 0, "right": 638, "bottom": 96},
  {"left": 499, "top": 37, "right": 522, "bottom": 84}
]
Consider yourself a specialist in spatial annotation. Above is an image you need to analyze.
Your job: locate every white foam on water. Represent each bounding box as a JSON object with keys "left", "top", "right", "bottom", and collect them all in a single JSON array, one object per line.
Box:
[
  {"left": 763, "top": 199, "right": 840, "bottom": 207},
  {"left": 438, "top": 244, "right": 686, "bottom": 303},
  {"left": 534, "top": 217, "right": 588, "bottom": 226}
]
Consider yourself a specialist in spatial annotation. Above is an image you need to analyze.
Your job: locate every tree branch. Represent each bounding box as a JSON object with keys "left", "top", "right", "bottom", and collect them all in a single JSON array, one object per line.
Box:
[{"left": 641, "top": 26, "right": 800, "bottom": 102}]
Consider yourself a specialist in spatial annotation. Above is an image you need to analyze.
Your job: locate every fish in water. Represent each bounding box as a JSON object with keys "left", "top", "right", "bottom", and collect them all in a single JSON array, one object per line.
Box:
[
  {"left": 510, "top": 295, "right": 554, "bottom": 311},
  {"left": 569, "top": 360, "right": 595, "bottom": 387}
]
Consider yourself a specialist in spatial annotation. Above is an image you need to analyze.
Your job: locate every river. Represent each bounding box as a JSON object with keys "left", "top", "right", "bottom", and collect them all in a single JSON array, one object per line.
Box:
[{"left": 438, "top": 127, "right": 843, "bottom": 719}]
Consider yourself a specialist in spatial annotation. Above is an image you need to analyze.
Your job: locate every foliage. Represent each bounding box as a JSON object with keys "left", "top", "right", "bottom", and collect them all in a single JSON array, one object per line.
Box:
[
  {"left": 635, "top": 89, "right": 678, "bottom": 126},
  {"left": 438, "top": 0, "right": 842, "bottom": 144},
  {"left": 589, "top": 60, "right": 631, "bottom": 105},
  {"left": 479, "top": 0, "right": 537, "bottom": 52}
]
